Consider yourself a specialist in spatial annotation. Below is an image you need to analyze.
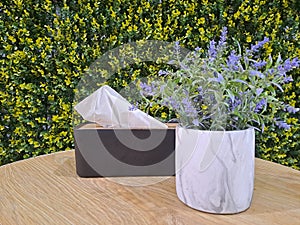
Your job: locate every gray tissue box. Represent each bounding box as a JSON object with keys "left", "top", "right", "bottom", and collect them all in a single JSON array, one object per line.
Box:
[{"left": 74, "top": 123, "right": 176, "bottom": 177}]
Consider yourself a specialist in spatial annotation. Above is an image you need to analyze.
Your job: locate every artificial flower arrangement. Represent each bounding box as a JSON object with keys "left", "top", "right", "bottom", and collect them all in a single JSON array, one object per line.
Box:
[{"left": 139, "top": 27, "right": 299, "bottom": 131}]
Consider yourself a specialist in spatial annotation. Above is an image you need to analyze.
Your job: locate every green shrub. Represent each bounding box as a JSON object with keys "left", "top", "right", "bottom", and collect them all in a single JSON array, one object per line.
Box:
[{"left": 0, "top": 0, "right": 299, "bottom": 169}]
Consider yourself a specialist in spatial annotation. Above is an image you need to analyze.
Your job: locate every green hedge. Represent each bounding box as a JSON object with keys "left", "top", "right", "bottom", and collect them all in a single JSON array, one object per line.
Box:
[{"left": 0, "top": 0, "right": 299, "bottom": 169}]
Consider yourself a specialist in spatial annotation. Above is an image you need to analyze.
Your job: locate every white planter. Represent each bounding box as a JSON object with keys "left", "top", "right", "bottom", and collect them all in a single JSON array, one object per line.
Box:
[{"left": 176, "top": 126, "right": 255, "bottom": 214}]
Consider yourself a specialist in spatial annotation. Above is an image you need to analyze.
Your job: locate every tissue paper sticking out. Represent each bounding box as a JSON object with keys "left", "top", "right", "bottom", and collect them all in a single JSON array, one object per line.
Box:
[{"left": 74, "top": 85, "right": 167, "bottom": 129}]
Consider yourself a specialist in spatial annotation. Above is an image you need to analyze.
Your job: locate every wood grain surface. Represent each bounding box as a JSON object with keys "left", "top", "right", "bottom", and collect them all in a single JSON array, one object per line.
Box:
[{"left": 0, "top": 150, "right": 299, "bottom": 225}]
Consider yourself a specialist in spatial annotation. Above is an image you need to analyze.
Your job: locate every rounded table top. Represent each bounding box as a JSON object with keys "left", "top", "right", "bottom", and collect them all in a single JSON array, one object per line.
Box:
[{"left": 0, "top": 150, "right": 299, "bottom": 225}]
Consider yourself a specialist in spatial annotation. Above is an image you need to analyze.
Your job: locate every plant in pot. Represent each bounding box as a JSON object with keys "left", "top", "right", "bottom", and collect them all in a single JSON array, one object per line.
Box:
[{"left": 138, "top": 27, "right": 299, "bottom": 214}]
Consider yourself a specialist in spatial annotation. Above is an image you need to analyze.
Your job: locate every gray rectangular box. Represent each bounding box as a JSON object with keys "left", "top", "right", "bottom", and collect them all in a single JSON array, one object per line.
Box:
[{"left": 74, "top": 123, "right": 176, "bottom": 177}]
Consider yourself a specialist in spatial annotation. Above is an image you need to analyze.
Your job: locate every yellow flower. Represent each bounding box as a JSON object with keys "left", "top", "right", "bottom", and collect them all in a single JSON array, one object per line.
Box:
[
  {"left": 48, "top": 95, "right": 54, "bottom": 101},
  {"left": 65, "top": 78, "right": 71, "bottom": 86},
  {"left": 33, "top": 142, "right": 40, "bottom": 148},
  {"left": 161, "top": 112, "right": 167, "bottom": 120},
  {"left": 8, "top": 35, "right": 16, "bottom": 43},
  {"left": 234, "top": 11, "right": 240, "bottom": 20},
  {"left": 244, "top": 15, "right": 250, "bottom": 21},
  {"left": 246, "top": 36, "right": 252, "bottom": 43},
  {"left": 201, "top": 105, "right": 208, "bottom": 110},
  {"left": 197, "top": 17, "right": 205, "bottom": 25}
]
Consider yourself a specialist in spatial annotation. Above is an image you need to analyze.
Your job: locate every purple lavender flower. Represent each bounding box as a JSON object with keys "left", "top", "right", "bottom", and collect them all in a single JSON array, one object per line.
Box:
[
  {"left": 291, "top": 57, "right": 300, "bottom": 67},
  {"left": 283, "top": 58, "right": 293, "bottom": 71},
  {"left": 174, "top": 41, "right": 180, "bottom": 52},
  {"left": 192, "top": 47, "right": 202, "bottom": 58},
  {"left": 140, "top": 82, "right": 156, "bottom": 96},
  {"left": 277, "top": 57, "right": 300, "bottom": 76},
  {"left": 285, "top": 105, "right": 300, "bottom": 114},
  {"left": 227, "top": 50, "right": 241, "bottom": 71},
  {"left": 283, "top": 58, "right": 300, "bottom": 71},
  {"left": 217, "top": 74, "right": 224, "bottom": 82},
  {"left": 228, "top": 97, "right": 242, "bottom": 111},
  {"left": 283, "top": 76, "right": 293, "bottom": 83},
  {"left": 128, "top": 103, "right": 138, "bottom": 111},
  {"left": 249, "top": 70, "right": 265, "bottom": 78},
  {"left": 254, "top": 98, "right": 267, "bottom": 113},
  {"left": 247, "top": 37, "right": 269, "bottom": 55},
  {"left": 208, "top": 40, "right": 217, "bottom": 60},
  {"left": 197, "top": 86, "right": 203, "bottom": 94},
  {"left": 256, "top": 88, "right": 264, "bottom": 96},
  {"left": 252, "top": 60, "right": 267, "bottom": 69},
  {"left": 193, "top": 98, "right": 198, "bottom": 103},
  {"left": 266, "top": 68, "right": 275, "bottom": 76},
  {"left": 182, "top": 97, "right": 198, "bottom": 117},
  {"left": 275, "top": 121, "right": 291, "bottom": 129},
  {"left": 277, "top": 65, "right": 286, "bottom": 76},
  {"left": 158, "top": 70, "right": 169, "bottom": 76},
  {"left": 209, "top": 73, "right": 224, "bottom": 83},
  {"left": 193, "top": 87, "right": 203, "bottom": 103},
  {"left": 164, "top": 96, "right": 180, "bottom": 110},
  {"left": 195, "top": 47, "right": 201, "bottom": 52},
  {"left": 218, "top": 27, "right": 228, "bottom": 49}
]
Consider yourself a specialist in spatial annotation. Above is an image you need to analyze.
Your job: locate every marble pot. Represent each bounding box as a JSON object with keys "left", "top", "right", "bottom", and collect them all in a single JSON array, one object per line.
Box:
[{"left": 175, "top": 126, "right": 255, "bottom": 214}]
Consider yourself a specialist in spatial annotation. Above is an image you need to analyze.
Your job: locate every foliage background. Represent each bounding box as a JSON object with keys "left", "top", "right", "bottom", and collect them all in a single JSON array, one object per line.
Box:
[{"left": 0, "top": 0, "right": 299, "bottom": 169}]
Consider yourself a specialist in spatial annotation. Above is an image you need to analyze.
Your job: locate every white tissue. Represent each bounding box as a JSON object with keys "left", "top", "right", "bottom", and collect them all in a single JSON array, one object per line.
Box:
[{"left": 74, "top": 85, "right": 167, "bottom": 129}]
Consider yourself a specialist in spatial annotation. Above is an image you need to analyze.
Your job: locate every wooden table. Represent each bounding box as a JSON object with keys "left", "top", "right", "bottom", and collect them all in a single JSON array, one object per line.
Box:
[{"left": 0, "top": 150, "right": 299, "bottom": 225}]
